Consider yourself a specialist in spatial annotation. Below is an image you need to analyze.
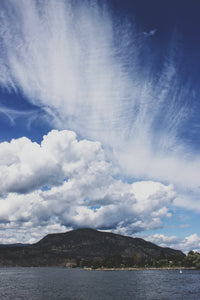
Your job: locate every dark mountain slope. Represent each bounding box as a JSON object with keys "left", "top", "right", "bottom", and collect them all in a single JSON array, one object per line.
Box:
[
  {"left": 34, "top": 228, "right": 183, "bottom": 258},
  {"left": 0, "top": 228, "right": 184, "bottom": 267}
]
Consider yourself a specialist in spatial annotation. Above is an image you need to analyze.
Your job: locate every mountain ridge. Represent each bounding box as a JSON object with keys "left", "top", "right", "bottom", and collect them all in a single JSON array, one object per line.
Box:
[{"left": 0, "top": 228, "right": 184, "bottom": 267}]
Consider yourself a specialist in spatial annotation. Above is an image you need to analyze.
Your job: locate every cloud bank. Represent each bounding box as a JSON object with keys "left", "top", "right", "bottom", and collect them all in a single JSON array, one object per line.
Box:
[
  {"left": 0, "top": 129, "right": 199, "bottom": 252},
  {"left": 143, "top": 233, "right": 200, "bottom": 254},
  {"left": 0, "top": 129, "right": 175, "bottom": 242}
]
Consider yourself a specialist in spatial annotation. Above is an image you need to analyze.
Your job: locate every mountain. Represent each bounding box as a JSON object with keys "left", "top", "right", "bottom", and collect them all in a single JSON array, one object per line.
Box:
[{"left": 0, "top": 228, "right": 184, "bottom": 267}]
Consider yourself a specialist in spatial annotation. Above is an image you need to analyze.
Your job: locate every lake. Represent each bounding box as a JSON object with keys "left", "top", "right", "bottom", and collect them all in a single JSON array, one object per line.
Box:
[{"left": 0, "top": 268, "right": 199, "bottom": 299}]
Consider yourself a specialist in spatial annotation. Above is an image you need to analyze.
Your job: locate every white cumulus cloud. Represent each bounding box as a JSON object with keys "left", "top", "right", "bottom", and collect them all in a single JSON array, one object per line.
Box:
[{"left": 0, "top": 129, "right": 175, "bottom": 243}]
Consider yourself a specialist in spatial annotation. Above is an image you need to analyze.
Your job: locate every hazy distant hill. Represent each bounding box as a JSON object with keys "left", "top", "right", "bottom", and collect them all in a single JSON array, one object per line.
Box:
[
  {"left": 0, "top": 228, "right": 184, "bottom": 267},
  {"left": 0, "top": 243, "right": 29, "bottom": 248}
]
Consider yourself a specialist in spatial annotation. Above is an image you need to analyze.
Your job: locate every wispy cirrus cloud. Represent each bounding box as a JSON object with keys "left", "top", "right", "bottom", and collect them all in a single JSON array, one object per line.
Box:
[
  {"left": 143, "top": 28, "right": 157, "bottom": 37},
  {"left": 0, "top": 0, "right": 199, "bottom": 191},
  {"left": 0, "top": 103, "right": 39, "bottom": 127}
]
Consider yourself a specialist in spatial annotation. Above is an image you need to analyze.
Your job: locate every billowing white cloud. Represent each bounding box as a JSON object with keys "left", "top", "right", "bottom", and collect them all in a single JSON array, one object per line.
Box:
[
  {"left": 0, "top": 129, "right": 109, "bottom": 195},
  {"left": 0, "top": 129, "right": 176, "bottom": 243}
]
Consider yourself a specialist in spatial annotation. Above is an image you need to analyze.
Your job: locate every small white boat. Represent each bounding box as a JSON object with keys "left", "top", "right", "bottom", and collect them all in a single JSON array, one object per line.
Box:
[{"left": 180, "top": 269, "right": 182, "bottom": 274}]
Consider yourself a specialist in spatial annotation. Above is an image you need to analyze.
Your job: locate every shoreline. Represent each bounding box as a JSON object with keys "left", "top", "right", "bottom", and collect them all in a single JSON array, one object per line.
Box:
[
  {"left": 84, "top": 267, "right": 197, "bottom": 271},
  {"left": 0, "top": 266, "right": 198, "bottom": 270}
]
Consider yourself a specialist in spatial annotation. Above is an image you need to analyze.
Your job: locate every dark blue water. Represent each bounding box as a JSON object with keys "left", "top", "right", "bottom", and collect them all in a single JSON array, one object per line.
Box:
[{"left": 0, "top": 268, "right": 199, "bottom": 300}]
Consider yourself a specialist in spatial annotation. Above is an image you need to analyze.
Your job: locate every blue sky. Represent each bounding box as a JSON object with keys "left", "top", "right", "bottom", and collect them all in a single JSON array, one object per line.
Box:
[{"left": 0, "top": 0, "right": 200, "bottom": 253}]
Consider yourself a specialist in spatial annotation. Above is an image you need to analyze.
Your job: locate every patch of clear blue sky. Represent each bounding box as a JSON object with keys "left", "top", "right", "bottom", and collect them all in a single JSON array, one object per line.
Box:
[
  {"left": 143, "top": 209, "right": 200, "bottom": 239},
  {"left": 41, "top": 186, "right": 52, "bottom": 192}
]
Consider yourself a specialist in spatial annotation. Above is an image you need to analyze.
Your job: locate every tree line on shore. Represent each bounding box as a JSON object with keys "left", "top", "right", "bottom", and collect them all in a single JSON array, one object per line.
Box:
[{"left": 79, "top": 250, "right": 200, "bottom": 269}]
